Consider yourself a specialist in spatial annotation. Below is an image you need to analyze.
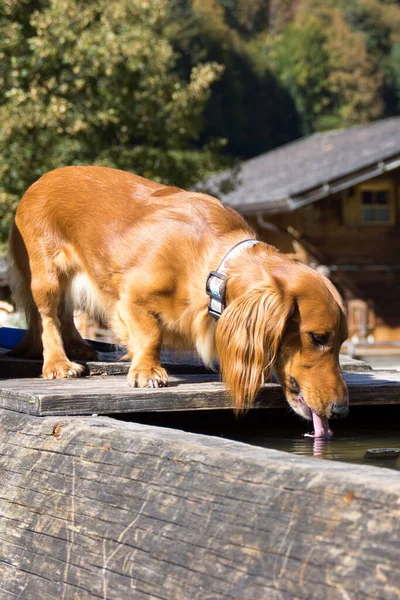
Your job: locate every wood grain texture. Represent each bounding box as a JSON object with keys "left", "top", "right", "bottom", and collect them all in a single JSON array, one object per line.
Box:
[
  {"left": 0, "top": 370, "right": 398, "bottom": 416},
  {"left": 0, "top": 351, "right": 372, "bottom": 380},
  {"left": 0, "top": 408, "right": 399, "bottom": 599},
  {"left": 0, "top": 350, "right": 214, "bottom": 379}
]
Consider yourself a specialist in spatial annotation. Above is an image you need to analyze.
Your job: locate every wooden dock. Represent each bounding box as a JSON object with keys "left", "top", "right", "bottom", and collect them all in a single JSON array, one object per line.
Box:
[
  {"left": 1, "top": 349, "right": 399, "bottom": 417},
  {"left": 0, "top": 350, "right": 399, "bottom": 599},
  {"left": 0, "top": 370, "right": 400, "bottom": 416}
]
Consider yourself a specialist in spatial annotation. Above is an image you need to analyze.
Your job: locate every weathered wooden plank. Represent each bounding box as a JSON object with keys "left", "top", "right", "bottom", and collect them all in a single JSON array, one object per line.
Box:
[
  {"left": 0, "top": 374, "right": 237, "bottom": 415},
  {"left": 0, "top": 408, "right": 399, "bottom": 600},
  {"left": 0, "top": 349, "right": 216, "bottom": 379},
  {"left": 0, "top": 370, "right": 398, "bottom": 416},
  {"left": 0, "top": 350, "right": 372, "bottom": 380}
]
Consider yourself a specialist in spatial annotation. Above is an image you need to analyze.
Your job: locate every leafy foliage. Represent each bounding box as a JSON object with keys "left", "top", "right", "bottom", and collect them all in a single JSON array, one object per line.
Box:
[
  {"left": 166, "top": 0, "right": 301, "bottom": 158},
  {"left": 270, "top": 16, "right": 330, "bottom": 133},
  {"left": 0, "top": 0, "right": 400, "bottom": 242},
  {"left": 0, "top": 0, "right": 225, "bottom": 240},
  {"left": 270, "top": 3, "right": 385, "bottom": 131},
  {"left": 324, "top": 8, "right": 383, "bottom": 125}
]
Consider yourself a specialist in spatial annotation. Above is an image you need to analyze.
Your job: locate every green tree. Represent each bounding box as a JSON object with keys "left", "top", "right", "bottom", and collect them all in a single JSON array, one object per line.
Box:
[
  {"left": 270, "top": 16, "right": 330, "bottom": 133},
  {"left": 167, "top": 0, "right": 301, "bottom": 158},
  {"left": 341, "top": 0, "right": 400, "bottom": 116},
  {"left": 216, "top": 0, "right": 269, "bottom": 38},
  {"left": 0, "top": 0, "right": 224, "bottom": 241},
  {"left": 342, "top": 0, "right": 400, "bottom": 58},
  {"left": 269, "top": 3, "right": 385, "bottom": 131},
  {"left": 324, "top": 9, "right": 383, "bottom": 125},
  {"left": 387, "top": 42, "right": 400, "bottom": 111}
]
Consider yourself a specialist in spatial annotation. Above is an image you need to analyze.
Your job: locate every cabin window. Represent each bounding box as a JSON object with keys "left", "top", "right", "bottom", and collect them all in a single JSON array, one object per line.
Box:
[
  {"left": 343, "top": 181, "right": 396, "bottom": 227},
  {"left": 361, "top": 190, "right": 390, "bottom": 223},
  {"left": 358, "top": 182, "right": 395, "bottom": 225}
]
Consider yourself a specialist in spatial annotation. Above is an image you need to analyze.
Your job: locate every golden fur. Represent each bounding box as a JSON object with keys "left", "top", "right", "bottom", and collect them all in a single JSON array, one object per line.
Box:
[{"left": 9, "top": 166, "right": 349, "bottom": 421}]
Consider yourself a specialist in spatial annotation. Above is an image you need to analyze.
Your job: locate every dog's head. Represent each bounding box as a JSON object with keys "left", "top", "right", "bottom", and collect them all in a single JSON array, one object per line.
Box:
[{"left": 215, "top": 253, "right": 348, "bottom": 430}]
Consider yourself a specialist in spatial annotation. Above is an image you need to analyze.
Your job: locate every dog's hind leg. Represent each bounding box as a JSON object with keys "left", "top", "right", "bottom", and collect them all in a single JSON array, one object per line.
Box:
[
  {"left": 9, "top": 222, "right": 85, "bottom": 378},
  {"left": 59, "top": 292, "right": 98, "bottom": 362},
  {"left": 30, "top": 268, "right": 86, "bottom": 379}
]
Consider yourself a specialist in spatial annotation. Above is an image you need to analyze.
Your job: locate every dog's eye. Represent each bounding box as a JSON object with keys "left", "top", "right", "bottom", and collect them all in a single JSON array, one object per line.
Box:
[{"left": 310, "top": 333, "right": 328, "bottom": 347}]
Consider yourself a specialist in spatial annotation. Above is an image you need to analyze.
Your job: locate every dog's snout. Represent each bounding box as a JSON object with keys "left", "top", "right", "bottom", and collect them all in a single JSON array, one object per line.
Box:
[{"left": 330, "top": 402, "right": 349, "bottom": 419}]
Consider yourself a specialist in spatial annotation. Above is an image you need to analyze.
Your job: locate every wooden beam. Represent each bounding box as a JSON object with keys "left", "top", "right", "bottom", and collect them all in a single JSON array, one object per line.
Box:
[
  {"left": 0, "top": 408, "right": 399, "bottom": 599},
  {"left": 0, "top": 370, "right": 399, "bottom": 416}
]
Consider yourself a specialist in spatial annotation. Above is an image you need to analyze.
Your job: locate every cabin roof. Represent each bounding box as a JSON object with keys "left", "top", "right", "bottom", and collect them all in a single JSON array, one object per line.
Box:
[{"left": 212, "top": 117, "right": 400, "bottom": 214}]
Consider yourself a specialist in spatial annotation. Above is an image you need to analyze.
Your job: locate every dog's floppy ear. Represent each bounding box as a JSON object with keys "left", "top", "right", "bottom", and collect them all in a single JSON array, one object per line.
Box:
[{"left": 215, "top": 282, "right": 293, "bottom": 413}]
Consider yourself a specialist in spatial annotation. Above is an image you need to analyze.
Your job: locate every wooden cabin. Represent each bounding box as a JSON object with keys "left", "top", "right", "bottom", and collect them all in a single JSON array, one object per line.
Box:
[{"left": 216, "top": 117, "right": 400, "bottom": 343}]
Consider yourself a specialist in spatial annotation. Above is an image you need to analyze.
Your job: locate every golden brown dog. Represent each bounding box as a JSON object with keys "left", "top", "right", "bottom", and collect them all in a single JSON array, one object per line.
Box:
[{"left": 9, "top": 166, "right": 349, "bottom": 436}]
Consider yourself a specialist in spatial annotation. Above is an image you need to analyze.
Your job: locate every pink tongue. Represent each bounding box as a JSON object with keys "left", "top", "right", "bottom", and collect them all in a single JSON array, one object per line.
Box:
[{"left": 311, "top": 412, "right": 333, "bottom": 438}]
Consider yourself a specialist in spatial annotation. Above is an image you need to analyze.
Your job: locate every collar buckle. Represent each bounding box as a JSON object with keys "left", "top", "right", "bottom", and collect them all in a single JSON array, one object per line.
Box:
[
  {"left": 206, "top": 271, "right": 226, "bottom": 320},
  {"left": 206, "top": 239, "right": 260, "bottom": 320}
]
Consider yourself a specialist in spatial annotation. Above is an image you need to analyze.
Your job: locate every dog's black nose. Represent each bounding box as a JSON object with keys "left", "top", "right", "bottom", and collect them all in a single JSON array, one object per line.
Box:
[{"left": 330, "top": 402, "right": 349, "bottom": 419}]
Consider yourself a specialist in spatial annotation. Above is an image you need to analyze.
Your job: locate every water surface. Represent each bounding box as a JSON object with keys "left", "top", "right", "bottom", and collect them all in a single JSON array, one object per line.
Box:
[
  {"left": 235, "top": 428, "right": 400, "bottom": 471},
  {"left": 127, "top": 404, "right": 400, "bottom": 471}
]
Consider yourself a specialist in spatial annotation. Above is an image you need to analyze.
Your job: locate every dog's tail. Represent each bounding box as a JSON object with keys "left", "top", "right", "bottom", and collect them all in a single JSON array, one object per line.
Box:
[{"left": 7, "top": 221, "right": 42, "bottom": 358}]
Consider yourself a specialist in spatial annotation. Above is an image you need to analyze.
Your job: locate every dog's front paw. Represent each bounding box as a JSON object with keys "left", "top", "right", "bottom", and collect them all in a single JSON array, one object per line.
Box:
[
  {"left": 43, "top": 360, "right": 85, "bottom": 380},
  {"left": 127, "top": 366, "right": 168, "bottom": 389}
]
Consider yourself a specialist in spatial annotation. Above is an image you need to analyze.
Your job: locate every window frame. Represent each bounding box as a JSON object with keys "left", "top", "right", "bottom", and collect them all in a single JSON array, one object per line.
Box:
[{"left": 356, "top": 181, "right": 396, "bottom": 226}]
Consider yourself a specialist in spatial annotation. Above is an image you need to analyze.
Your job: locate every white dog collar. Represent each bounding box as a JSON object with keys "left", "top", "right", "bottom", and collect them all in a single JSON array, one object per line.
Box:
[{"left": 206, "top": 239, "right": 260, "bottom": 319}]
